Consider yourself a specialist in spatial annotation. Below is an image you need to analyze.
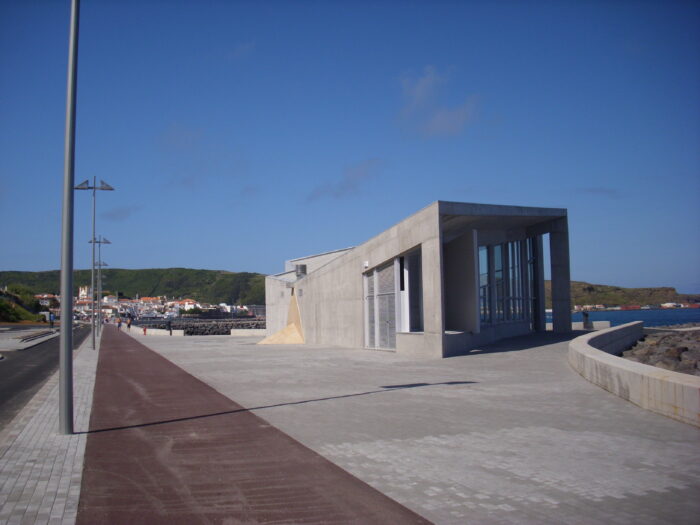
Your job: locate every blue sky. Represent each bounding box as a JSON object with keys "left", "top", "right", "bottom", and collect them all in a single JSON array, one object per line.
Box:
[{"left": 1, "top": 1, "right": 699, "bottom": 293}]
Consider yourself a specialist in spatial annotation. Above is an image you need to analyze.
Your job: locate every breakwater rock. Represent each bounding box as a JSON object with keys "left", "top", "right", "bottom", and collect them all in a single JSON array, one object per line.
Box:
[
  {"left": 622, "top": 325, "right": 700, "bottom": 376},
  {"left": 136, "top": 319, "right": 265, "bottom": 336}
]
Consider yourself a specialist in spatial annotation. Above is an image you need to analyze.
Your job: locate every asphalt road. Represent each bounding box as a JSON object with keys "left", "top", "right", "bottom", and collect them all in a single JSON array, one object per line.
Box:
[{"left": 0, "top": 325, "right": 90, "bottom": 429}]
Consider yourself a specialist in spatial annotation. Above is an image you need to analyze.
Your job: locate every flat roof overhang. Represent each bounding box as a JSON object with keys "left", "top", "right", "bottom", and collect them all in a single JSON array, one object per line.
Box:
[{"left": 438, "top": 201, "right": 567, "bottom": 242}]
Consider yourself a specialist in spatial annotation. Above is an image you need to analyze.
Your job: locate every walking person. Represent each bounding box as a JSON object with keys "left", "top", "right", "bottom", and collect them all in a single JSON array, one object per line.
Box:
[
  {"left": 117, "top": 317, "right": 122, "bottom": 331},
  {"left": 127, "top": 317, "right": 132, "bottom": 331},
  {"left": 49, "top": 312, "right": 55, "bottom": 329}
]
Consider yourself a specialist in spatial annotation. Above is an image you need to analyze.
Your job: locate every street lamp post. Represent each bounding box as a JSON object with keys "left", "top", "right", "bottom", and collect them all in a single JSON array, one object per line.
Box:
[
  {"left": 59, "top": 0, "right": 80, "bottom": 436},
  {"left": 75, "top": 177, "right": 114, "bottom": 349},
  {"left": 96, "top": 258, "right": 108, "bottom": 334},
  {"left": 90, "top": 236, "right": 111, "bottom": 335}
]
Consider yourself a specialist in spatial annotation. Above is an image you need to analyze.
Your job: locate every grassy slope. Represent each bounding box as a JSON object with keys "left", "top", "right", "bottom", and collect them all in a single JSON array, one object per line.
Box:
[
  {"left": 2, "top": 270, "right": 697, "bottom": 308},
  {"left": 0, "top": 269, "right": 265, "bottom": 305},
  {"left": 545, "top": 281, "right": 700, "bottom": 308}
]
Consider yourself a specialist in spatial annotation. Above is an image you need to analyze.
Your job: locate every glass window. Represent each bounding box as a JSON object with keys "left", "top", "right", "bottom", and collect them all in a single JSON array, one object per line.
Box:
[
  {"left": 479, "top": 246, "right": 490, "bottom": 324},
  {"left": 481, "top": 240, "right": 533, "bottom": 325}
]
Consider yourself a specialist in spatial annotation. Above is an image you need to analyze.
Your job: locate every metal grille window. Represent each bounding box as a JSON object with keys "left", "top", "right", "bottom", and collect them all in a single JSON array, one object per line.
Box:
[
  {"left": 364, "top": 261, "right": 396, "bottom": 349},
  {"left": 365, "top": 273, "right": 375, "bottom": 348}
]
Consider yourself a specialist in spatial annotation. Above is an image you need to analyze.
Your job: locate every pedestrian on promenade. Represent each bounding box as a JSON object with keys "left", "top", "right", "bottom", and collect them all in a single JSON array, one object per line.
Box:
[
  {"left": 117, "top": 317, "right": 122, "bottom": 331},
  {"left": 127, "top": 318, "right": 132, "bottom": 331},
  {"left": 49, "top": 312, "right": 55, "bottom": 329}
]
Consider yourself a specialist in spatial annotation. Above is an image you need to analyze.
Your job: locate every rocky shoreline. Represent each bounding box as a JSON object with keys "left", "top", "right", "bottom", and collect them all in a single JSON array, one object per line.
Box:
[{"left": 622, "top": 323, "right": 700, "bottom": 376}]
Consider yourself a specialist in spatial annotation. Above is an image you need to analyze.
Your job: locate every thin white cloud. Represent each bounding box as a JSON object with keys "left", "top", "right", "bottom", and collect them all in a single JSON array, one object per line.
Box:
[
  {"left": 307, "top": 158, "right": 383, "bottom": 201},
  {"left": 424, "top": 97, "right": 477, "bottom": 137},
  {"left": 401, "top": 65, "right": 445, "bottom": 116},
  {"left": 399, "top": 66, "right": 476, "bottom": 137}
]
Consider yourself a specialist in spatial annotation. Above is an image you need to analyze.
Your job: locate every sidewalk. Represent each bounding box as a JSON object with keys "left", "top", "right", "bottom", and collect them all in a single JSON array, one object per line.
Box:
[
  {"left": 77, "top": 326, "right": 429, "bottom": 523},
  {"left": 1, "top": 326, "right": 699, "bottom": 524},
  {"left": 135, "top": 330, "right": 700, "bottom": 525},
  {"left": 0, "top": 329, "right": 99, "bottom": 524}
]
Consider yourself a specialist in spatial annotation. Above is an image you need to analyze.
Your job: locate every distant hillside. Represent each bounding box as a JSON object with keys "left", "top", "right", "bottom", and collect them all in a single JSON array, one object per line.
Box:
[
  {"left": 545, "top": 281, "right": 700, "bottom": 308},
  {"left": 2, "top": 270, "right": 697, "bottom": 310},
  {"left": 0, "top": 268, "right": 265, "bottom": 306}
]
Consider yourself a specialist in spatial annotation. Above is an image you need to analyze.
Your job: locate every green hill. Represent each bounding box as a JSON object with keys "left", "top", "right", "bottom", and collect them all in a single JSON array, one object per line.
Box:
[
  {"left": 545, "top": 281, "right": 700, "bottom": 308},
  {"left": 0, "top": 268, "right": 265, "bottom": 306},
  {"left": 2, "top": 269, "right": 697, "bottom": 309}
]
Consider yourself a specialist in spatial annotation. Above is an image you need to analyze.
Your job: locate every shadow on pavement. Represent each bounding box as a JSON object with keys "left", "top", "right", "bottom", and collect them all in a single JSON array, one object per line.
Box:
[
  {"left": 454, "top": 330, "right": 588, "bottom": 357},
  {"left": 79, "top": 380, "right": 477, "bottom": 435}
]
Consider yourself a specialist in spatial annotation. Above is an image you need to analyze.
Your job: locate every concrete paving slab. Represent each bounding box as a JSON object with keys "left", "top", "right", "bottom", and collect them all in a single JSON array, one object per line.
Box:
[
  {"left": 132, "top": 331, "right": 700, "bottom": 525},
  {"left": 79, "top": 326, "right": 429, "bottom": 524},
  {"left": 0, "top": 330, "right": 99, "bottom": 525}
]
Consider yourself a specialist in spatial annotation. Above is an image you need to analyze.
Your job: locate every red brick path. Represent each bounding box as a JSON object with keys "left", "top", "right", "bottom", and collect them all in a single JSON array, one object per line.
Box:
[{"left": 77, "top": 326, "right": 431, "bottom": 524}]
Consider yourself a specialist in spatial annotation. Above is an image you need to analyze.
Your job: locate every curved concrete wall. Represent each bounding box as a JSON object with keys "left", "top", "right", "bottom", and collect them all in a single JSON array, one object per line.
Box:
[{"left": 568, "top": 322, "right": 700, "bottom": 427}]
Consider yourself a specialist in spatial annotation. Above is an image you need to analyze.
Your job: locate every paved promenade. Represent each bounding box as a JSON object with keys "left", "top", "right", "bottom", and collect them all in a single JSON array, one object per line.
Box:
[
  {"left": 0, "top": 326, "right": 699, "bottom": 524},
  {"left": 0, "top": 329, "right": 98, "bottom": 524},
  {"left": 135, "top": 331, "right": 700, "bottom": 525},
  {"left": 77, "top": 326, "right": 427, "bottom": 524}
]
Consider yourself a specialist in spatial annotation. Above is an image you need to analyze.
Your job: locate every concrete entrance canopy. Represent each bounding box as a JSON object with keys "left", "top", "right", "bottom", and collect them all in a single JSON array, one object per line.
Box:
[{"left": 265, "top": 201, "right": 571, "bottom": 358}]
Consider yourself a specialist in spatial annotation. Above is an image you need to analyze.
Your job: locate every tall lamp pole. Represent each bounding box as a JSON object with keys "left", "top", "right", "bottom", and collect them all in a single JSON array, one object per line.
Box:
[
  {"left": 91, "top": 236, "right": 111, "bottom": 335},
  {"left": 59, "top": 0, "right": 80, "bottom": 435},
  {"left": 96, "top": 259, "right": 108, "bottom": 333},
  {"left": 75, "top": 177, "right": 114, "bottom": 349}
]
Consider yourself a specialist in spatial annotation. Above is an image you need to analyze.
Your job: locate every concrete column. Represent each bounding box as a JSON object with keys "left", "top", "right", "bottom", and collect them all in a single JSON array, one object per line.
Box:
[
  {"left": 533, "top": 235, "right": 546, "bottom": 332},
  {"left": 443, "top": 230, "right": 479, "bottom": 333},
  {"left": 422, "top": 230, "right": 445, "bottom": 356},
  {"left": 465, "top": 230, "right": 479, "bottom": 334},
  {"left": 519, "top": 239, "right": 529, "bottom": 323},
  {"left": 550, "top": 217, "right": 572, "bottom": 333}
]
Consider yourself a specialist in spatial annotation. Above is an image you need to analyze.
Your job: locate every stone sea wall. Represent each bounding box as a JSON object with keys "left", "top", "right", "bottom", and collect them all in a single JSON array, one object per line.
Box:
[
  {"left": 136, "top": 319, "right": 265, "bottom": 336},
  {"left": 569, "top": 322, "right": 700, "bottom": 427}
]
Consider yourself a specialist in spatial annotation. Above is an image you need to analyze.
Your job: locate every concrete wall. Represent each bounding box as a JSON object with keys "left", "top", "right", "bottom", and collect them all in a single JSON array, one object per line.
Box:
[
  {"left": 265, "top": 275, "right": 294, "bottom": 336},
  {"left": 546, "top": 321, "right": 611, "bottom": 331},
  {"left": 140, "top": 328, "right": 185, "bottom": 336},
  {"left": 293, "top": 203, "right": 444, "bottom": 357},
  {"left": 230, "top": 329, "right": 267, "bottom": 336},
  {"left": 442, "top": 321, "right": 533, "bottom": 357},
  {"left": 443, "top": 230, "right": 479, "bottom": 334},
  {"left": 284, "top": 248, "right": 354, "bottom": 273},
  {"left": 549, "top": 217, "right": 572, "bottom": 332},
  {"left": 568, "top": 322, "right": 700, "bottom": 427}
]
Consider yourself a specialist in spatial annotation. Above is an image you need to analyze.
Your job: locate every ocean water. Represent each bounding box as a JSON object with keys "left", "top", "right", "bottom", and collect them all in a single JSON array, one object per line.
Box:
[{"left": 554, "top": 308, "right": 700, "bottom": 327}]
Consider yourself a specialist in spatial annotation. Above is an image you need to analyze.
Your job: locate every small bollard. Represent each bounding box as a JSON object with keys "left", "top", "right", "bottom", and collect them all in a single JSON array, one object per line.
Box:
[{"left": 582, "top": 311, "right": 593, "bottom": 330}]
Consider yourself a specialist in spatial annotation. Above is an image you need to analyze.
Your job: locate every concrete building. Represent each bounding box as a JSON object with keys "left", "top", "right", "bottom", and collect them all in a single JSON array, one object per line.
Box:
[{"left": 265, "top": 201, "right": 571, "bottom": 358}]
